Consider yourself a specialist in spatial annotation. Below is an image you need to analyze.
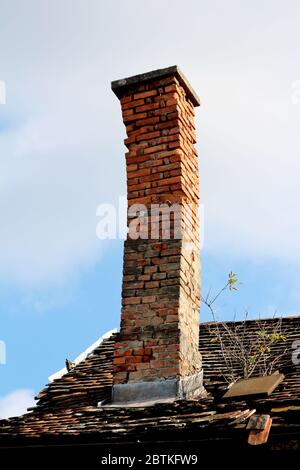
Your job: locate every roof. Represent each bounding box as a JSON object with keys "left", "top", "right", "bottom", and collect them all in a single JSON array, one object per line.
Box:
[{"left": 0, "top": 317, "right": 300, "bottom": 447}]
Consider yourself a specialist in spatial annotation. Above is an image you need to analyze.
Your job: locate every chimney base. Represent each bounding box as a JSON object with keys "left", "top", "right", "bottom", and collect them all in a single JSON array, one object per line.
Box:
[{"left": 110, "top": 370, "right": 204, "bottom": 406}]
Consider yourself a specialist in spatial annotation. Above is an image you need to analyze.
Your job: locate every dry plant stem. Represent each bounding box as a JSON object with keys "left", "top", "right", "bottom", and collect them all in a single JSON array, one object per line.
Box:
[{"left": 201, "top": 274, "right": 289, "bottom": 383}]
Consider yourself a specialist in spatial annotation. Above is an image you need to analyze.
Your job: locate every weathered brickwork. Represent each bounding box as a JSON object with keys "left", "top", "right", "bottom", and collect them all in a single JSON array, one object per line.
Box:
[{"left": 112, "top": 69, "right": 201, "bottom": 384}]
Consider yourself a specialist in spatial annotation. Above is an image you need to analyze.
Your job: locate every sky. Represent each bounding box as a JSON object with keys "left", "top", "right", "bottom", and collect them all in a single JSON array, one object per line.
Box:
[{"left": 1, "top": 0, "right": 300, "bottom": 417}]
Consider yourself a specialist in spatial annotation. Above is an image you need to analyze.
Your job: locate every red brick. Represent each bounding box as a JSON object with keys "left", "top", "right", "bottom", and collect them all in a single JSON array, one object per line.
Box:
[
  {"left": 125, "top": 356, "right": 142, "bottom": 364},
  {"left": 136, "top": 130, "right": 160, "bottom": 142},
  {"left": 122, "top": 297, "right": 141, "bottom": 305},
  {"left": 135, "top": 102, "right": 160, "bottom": 113},
  {"left": 135, "top": 116, "right": 160, "bottom": 126},
  {"left": 145, "top": 281, "right": 159, "bottom": 289},
  {"left": 126, "top": 164, "right": 138, "bottom": 172},
  {"left": 142, "top": 296, "right": 156, "bottom": 303},
  {"left": 134, "top": 90, "right": 157, "bottom": 100},
  {"left": 144, "top": 266, "right": 157, "bottom": 274},
  {"left": 123, "top": 112, "right": 147, "bottom": 123},
  {"left": 114, "top": 348, "right": 132, "bottom": 357},
  {"left": 144, "top": 144, "right": 167, "bottom": 155},
  {"left": 122, "top": 108, "right": 134, "bottom": 117},
  {"left": 114, "top": 357, "right": 126, "bottom": 364},
  {"left": 120, "top": 95, "right": 132, "bottom": 104},
  {"left": 122, "top": 98, "right": 144, "bottom": 110}
]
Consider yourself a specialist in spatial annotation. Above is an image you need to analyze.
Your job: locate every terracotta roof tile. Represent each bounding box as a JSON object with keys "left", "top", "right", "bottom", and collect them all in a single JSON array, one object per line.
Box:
[{"left": 0, "top": 317, "right": 299, "bottom": 445}]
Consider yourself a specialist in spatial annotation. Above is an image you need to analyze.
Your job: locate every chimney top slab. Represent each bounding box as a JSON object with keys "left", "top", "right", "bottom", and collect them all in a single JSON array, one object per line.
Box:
[{"left": 111, "top": 65, "right": 200, "bottom": 107}]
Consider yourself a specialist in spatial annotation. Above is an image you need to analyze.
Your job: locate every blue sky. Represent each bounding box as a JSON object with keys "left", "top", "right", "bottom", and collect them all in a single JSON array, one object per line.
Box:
[{"left": 1, "top": 0, "right": 300, "bottom": 417}]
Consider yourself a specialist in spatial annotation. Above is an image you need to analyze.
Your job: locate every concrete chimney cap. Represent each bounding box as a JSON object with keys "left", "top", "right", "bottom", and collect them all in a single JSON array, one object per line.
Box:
[{"left": 111, "top": 65, "right": 200, "bottom": 107}]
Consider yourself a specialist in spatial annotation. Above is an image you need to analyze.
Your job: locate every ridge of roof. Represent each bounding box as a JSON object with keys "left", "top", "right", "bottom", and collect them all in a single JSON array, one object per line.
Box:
[
  {"left": 49, "top": 316, "right": 299, "bottom": 384},
  {"left": 202, "top": 314, "right": 300, "bottom": 326},
  {"left": 48, "top": 328, "right": 118, "bottom": 383}
]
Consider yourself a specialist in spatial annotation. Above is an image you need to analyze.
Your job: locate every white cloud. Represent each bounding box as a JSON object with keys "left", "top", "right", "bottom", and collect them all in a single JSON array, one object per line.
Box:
[
  {"left": 198, "top": 68, "right": 300, "bottom": 264},
  {"left": 0, "top": 67, "right": 124, "bottom": 286},
  {"left": 0, "top": 0, "right": 300, "bottom": 287},
  {"left": 0, "top": 80, "right": 6, "bottom": 105},
  {"left": 0, "top": 389, "right": 35, "bottom": 419}
]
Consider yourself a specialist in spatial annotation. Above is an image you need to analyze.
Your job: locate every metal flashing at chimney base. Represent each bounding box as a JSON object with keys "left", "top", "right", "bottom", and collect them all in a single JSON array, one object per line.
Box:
[{"left": 111, "top": 370, "right": 204, "bottom": 405}]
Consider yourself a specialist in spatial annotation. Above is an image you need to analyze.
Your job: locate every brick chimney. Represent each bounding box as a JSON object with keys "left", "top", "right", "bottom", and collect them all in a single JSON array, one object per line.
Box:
[{"left": 111, "top": 66, "right": 203, "bottom": 404}]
